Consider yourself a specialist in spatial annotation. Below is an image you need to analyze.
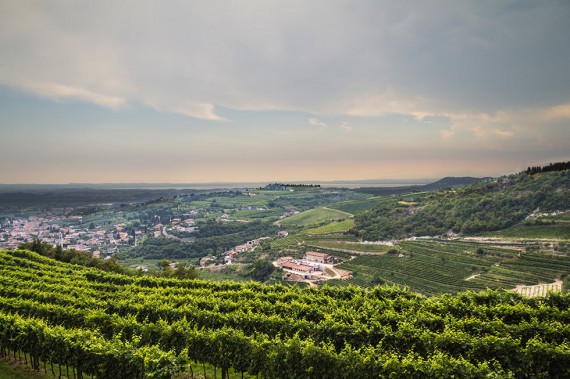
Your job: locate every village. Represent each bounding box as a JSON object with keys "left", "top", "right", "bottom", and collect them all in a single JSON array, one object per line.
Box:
[{"left": 0, "top": 212, "right": 197, "bottom": 259}]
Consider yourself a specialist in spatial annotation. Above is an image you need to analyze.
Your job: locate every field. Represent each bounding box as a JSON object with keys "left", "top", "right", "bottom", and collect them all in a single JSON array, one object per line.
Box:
[
  {"left": 303, "top": 238, "right": 394, "bottom": 253},
  {"left": 327, "top": 196, "right": 389, "bottom": 214},
  {"left": 230, "top": 208, "right": 282, "bottom": 220},
  {"left": 304, "top": 219, "right": 355, "bottom": 235},
  {"left": 328, "top": 240, "right": 570, "bottom": 295},
  {"left": 278, "top": 207, "right": 352, "bottom": 227},
  {"left": 512, "top": 280, "right": 563, "bottom": 297},
  {"left": 485, "top": 215, "right": 570, "bottom": 240}
]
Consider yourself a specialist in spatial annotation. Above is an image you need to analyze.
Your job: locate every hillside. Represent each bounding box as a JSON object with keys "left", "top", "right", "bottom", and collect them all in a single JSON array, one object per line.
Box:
[
  {"left": 354, "top": 176, "right": 490, "bottom": 196},
  {"left": 278, "top": 207, "right": 352, "bottom": 227},
  {"left": 353, "top": 170, "right": 570, "bottom": 240},
  {"left": 2, "top": 249, "right": 570, "bottom": 378}
]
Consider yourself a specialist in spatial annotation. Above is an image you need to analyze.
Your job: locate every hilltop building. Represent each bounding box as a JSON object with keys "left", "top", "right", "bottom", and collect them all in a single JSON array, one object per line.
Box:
[{"left": 304, "top": 251, "right": 333, "bottom": 264}]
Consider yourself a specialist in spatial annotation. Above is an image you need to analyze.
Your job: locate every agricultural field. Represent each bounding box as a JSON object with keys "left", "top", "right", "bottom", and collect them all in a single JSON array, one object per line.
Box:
[
  {"left": 303, "top": 237, "right": 394, "bottom": 254},
  {"left": 304, "top": 219, "right": 355, "bottom": 235},
  {"left": 278, "top": 207, "right": 352, "bottom": 227},
  {"left": 327, "top": 196, "right": 389, "bottom": 214},
  {"left": 2, "top": 249, "right": 570, "bottom": 378},
  {"left": 230, "top": 208, "right": 282, "bottom": 220},
  {"left": 485, "top": 213, "right": 570, "bottom": 240},
  {"left": 328, "top": 239, "right": 570, "bottom": 295}
]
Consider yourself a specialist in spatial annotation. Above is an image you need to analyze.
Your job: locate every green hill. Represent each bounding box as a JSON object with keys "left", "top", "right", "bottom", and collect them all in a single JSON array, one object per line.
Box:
[
  {"left": 353, "top": 170, "right": 570, "bottom": 240},
  {"left": 354, "top": 176, "right": 491, "bottom": 196},
  {"left": 279, "top": 207, "right": 352, "bottom": 227}
]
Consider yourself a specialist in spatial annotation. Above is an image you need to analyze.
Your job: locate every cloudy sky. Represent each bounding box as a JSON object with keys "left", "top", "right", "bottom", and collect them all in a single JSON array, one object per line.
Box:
[{"left": 1, "top": 1, "right": 569, "bottom": 184}]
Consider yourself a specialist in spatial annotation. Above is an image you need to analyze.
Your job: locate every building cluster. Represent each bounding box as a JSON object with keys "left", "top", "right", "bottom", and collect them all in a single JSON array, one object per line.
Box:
[
  {"left": 0, "top": 207, "right": 205, "bottom": 258},
  {"left": 275, "top": 252, "right": 351, "bottom": 283},
  {"left": 222, "top": 237, "right": 271, "bottom": 264},
  {"left": 0, "top": 215, "right": 134, "bottom": 256}
]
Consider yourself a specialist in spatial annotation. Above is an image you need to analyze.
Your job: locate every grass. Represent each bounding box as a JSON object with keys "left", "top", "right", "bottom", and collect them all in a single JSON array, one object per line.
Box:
[
  {"left": 279, "top": 207, "right": 352, "bottom": 227},
  {"left": 231, "top": 208, "right": 282, "bottom": 220},
  {"left": 305, "top": 219, "right": 355, "bottom": 235},
  {"left": 0, "top": 359, "right": 45, "bottom": 379},
  {"left": 328, "top": 197, "right": 389, "bottom": 214},
  {"left": 0, "top": 357, "right": 253, "bottom": 379}
]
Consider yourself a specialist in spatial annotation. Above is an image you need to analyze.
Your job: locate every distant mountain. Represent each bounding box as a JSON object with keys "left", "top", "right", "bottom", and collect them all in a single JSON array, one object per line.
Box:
[
  {"left": 354, "top": 176, "right": 491, "bottom": 196},
  {"left": 421, "top": 176, "right": 493, "bottom": 190}
]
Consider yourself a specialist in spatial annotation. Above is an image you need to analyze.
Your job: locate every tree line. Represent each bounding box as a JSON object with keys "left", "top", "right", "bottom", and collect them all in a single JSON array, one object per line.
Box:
[{"left": 526, "top": 161, "right": 570, "bottom": 175}]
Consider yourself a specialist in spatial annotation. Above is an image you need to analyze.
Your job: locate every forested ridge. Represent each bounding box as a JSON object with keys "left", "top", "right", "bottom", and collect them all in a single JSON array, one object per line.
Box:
[
  {"left": 353, "top": 169, "right": 570, "bottom": 240},
  {"left": 2, "top": 249, "right": 570, "bottom": 378}
]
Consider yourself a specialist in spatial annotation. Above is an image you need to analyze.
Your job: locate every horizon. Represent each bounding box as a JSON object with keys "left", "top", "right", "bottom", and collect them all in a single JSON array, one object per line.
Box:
[
  {"left": 1, "top": 2, "right": 569, "bottom": 183},
  {"left": 0, "top": 177, "right": 437, "bottom": 188}
]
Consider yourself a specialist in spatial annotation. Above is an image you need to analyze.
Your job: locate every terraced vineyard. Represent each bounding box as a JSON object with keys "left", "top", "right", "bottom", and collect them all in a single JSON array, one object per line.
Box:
[
  {"left": 486, "top": 213, "right": 570, "bottom": 239},
  {"left": 332, "top": 240, "right": 570, "bottom": 295},
  {"left": 303, "top": 237, "right": 394, "bottom": 254}
]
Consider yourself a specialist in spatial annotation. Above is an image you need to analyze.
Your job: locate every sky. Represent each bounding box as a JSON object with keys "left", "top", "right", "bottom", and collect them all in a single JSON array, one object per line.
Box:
[{"left": 0, "top": 1, "right": 569, "bottom": 184}]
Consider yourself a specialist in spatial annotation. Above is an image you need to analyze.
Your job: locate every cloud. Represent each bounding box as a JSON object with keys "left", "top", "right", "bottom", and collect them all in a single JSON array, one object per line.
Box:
[
  {"left": 340, "top": 122, "right": 352, "bottom": 132},
  {"left": 494, "top": 129, "right": 514, "bottom": 138},
  {"left": 308, "top": 117, "right": 327, "bottom": 131},
  {"left": 0, "top": 1, "right": 568, "bottom": 122},
  {"left": 145, "top": 98, "right": 224, "bottom": 121},
  {"left": 540, "top": 103, "right": 570, "bottom": 121},
  {"left": 18, "top": 81, "right": 126, "bottom": 109}
]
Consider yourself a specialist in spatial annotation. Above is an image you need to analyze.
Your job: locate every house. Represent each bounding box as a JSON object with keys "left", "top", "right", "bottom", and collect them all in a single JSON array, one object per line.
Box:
[
  {"left": 275, "top": 256, "right": 294, "bottom": 265},
  {"left": 277, "top": 231, "right": 289, "bottom": 238},
  {"left": 304, "top": 251, "right": 333, "bottom": 264},
  {"left": 282, "top": 262, "right": 313, "bottom": 273}
]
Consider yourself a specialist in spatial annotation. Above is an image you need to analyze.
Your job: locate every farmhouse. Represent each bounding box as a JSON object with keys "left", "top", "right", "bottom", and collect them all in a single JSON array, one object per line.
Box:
[
  {"left": 275, "top": 256, "right": 294, "bottom": 265},
  {"left": 282, "top": 262, "right": 313, "bottom": 274},
  {"left": 304, "top": 251, "right": 333, "bottom": 264}
]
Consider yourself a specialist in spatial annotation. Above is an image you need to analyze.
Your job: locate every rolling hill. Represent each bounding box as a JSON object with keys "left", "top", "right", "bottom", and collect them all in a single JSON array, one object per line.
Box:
[{"left": 352, "top": 170, "right": 570, "bottom": 241}]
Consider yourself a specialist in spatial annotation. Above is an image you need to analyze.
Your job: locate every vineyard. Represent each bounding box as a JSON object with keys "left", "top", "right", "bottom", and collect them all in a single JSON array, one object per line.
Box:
[
  {"left": 278, "top": 207, "right": 352, "bottom": 227},
  {"left": 333, "top": 240, "right": 570, "bottom": 294},
  {"left": 304, "top": 219, "right": 355, "bottom": 235},
  {"left": 2, "top": 249, "right": 570, "bottom": 378}
]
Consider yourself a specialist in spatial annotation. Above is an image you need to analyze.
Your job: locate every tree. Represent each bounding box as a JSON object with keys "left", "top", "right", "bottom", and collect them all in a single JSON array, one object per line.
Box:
[
  {"left": 160, "top": 259, "right": 172, "bottom": 273},
  {"left": 246, "top": 259, "right": 276, "bottom": 282},
  {"left": 173, "top": 263, "right": 199, "bottom": 279},
  {"left": 371, "top": 273, "right": 385, "bottom": 285},
  {"left": 18, "top": 239, "right": 56, "bottom": 258}
]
